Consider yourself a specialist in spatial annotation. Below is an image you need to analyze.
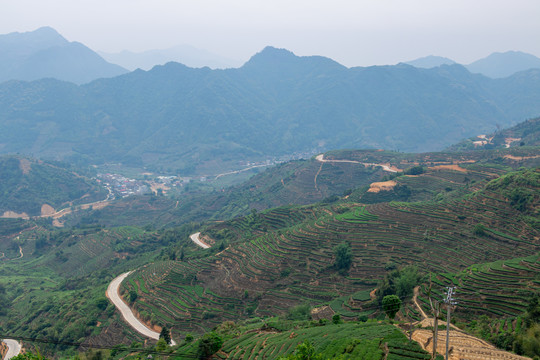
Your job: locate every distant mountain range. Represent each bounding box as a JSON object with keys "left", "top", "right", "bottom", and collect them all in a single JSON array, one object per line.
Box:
[
  {"left": 1, "top": 46, "right": 540, "bottom": 174},
  {"left": 99, "top": 45, "right": 241, "bottom": 71},
  {"left": 405, "top": 51, "right": 540, "bottom": 78},
  {"left": 0, "top": 27, "right": 127, "bottom": 84},
  {"left": 2, "top": 27, "right": 540, "bottom": 85}
]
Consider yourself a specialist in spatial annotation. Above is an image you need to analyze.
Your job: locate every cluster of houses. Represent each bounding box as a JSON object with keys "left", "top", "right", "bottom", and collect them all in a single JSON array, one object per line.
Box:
[{"left": 97, "top": 173, "right": 149, "bottom": 198}]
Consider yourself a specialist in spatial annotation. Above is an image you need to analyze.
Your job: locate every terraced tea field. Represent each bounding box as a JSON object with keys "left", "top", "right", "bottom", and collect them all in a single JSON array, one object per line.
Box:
[
  {"left": 124, "top": 169, "right": 539, "bottom": 333},
  {"left": 417, "top": 254, "right": 540, "bottom": 319},
  {"left": 170, "top": 320, "right": 437, "bottom": 360}
]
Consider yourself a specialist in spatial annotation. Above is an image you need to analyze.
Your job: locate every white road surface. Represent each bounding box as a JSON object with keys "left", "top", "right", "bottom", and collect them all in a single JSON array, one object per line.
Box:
[
  {"left": 315, "top": 154, "right": 398, "bottom": 173},
  {"left": 106, "top": 271, "right": 176, "bottom": 346},
  {"left": 190, "top": 232, "right": 211, "bottom": 249},
  {"left": 2, "top": 339, "right": 21, "bottom": 360}
]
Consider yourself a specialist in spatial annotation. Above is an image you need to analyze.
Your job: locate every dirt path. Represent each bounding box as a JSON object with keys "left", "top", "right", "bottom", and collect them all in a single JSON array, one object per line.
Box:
[
  {"left": 313, "top": 162, "right": 323, "bottom": 193},
  {"left": 39, "top": 199, "right": 111, "bottom": 220},
  {"left": 413, "top": 286, "right": 428, "bottom": 319},
  {"left": 190, "top": 232, "right": 211, "bottom": 249},
  {"left": 315, "top": 154, "right": 399, "bottom": 173},
  {"left": 106, "top": 272, "right": 176, "bottom": 346},
  {"left": 1, "top": 246, "right": 23, "bottom": 261},
  {"left": 2, "top": 339, "right": 22, "bottom": 359},
  {"left": 37, "top": 188, "right": 113, "bottom": 221}
]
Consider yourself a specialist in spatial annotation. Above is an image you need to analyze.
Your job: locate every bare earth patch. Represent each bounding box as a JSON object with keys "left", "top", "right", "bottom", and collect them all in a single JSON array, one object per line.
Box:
[
  {"left": 367, "top": 180, "right": 397, "bottom": 193},
  {"left": 310, "top": 305, "right": 335, "bottom": 321},
  {"left": 411, "top": 287, "right": 527, "bottom": 359},
  {"left": 504, "top": 154, "right": 540, "bottom": 161},
  {"left": 41, "top": 204, "right": 55, "bottom": 216},
  {"left": 429, "top": 165, "right": 468, "bottom": 173},
  {"left": 1, "top": 211, "right": 29, "bottom": 219},
  {"left": 412, "top": 329, "right": 529, "bottom": 360},
  {"left": 150, "top": 183, "right": 170, "bottom": 195},
  {"left": 19, "top": 158, "right": 31, "bottom": 174},
  {"left": 504, "top": 137, "right": 521, "bottom": 148}
]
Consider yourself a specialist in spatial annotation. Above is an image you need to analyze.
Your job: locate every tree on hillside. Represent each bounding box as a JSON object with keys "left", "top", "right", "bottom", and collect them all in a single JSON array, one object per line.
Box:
[
  {"left": 333, "top": 241, "right": 352, "bottom": 274},
  {"left": 0, "top": 283, "right": 8, "bottom": 315},
  {"left": 377, "top": 265, "right": 421, "bottom": 303},
  {"left": 197, "top": 332, "right": 223, "bottom": 359},
  {"left": 278, "top": 340, "right": 324, "bottom": 360},
  {"left": 160, "top": 325, "right": 171, "bottom": 345},
  {"left": 382, "top": 295, "right": 402, "bottom": 320}
]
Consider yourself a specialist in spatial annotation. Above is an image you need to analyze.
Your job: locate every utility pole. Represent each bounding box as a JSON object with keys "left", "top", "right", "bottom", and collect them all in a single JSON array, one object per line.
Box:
[
  {"left": 443, "top": 287, "right": 457, "bottom": 360},
  {"left": 429, "top": 298, "right": 441, "bottom": 360},
  {"left": 427, "top": 276, "right": 441, "bottom": 360}
]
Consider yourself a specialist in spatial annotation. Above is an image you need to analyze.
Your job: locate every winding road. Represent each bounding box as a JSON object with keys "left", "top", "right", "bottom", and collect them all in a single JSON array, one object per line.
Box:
[
  {"left": 315, "top": 154, "right": 399, "bottom": 173},
  {"left": 190, "top": 232, "right": 211, "bottom": 249},
  {"left": 106, "top": 272, "right": 176, "bottom": 346},
  {"left": 2, "top": 339, "right": 21, "bottom": 360},
  {"left": 214, "top": 164, "right": 272, "bottom": 179}
]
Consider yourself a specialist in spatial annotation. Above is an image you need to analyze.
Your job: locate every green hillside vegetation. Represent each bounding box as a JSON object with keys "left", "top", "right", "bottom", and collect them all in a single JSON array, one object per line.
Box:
[
  {"left": 0, "top": 126, "right": 539, "bottom": 359},
  {"left": 70, "top": 145, "right": 539, "bottom": 230},
  {"left": 0, "top": 220, "right": 208, "bottom": 356},
  {"left": 167, "top": 319, "right": 438, "bottom": 360},
  {"left": 416, "top": 252, "right": 540, "bottom": 357},
  {"left": 122, "top": 166, "right": 538, "bottom": 337},
  {"left": 71, "top": 155, "right": 387, "bottom": 228},
  {"left": 0, "top": 155, "right": 107, "bottom": 217}
]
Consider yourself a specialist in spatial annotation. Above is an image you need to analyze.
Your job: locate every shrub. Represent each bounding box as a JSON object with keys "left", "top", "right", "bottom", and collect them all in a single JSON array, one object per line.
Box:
[{"left": 197, "top": 332, "right": 223, "bottom": 359}]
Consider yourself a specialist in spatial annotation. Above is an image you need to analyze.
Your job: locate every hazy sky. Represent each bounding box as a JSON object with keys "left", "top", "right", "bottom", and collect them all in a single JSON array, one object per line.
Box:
[{"left": 2, "top": 0, "right": 540, "bottom": 67}]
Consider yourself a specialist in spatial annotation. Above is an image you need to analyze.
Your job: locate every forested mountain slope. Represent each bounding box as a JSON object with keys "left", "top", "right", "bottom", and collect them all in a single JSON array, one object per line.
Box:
[
  {"left": 0, "top": 156, "right": 107, "bottom": 217},
  {"left": 1, "top": 47, "right": 540, "bottom": 174}
]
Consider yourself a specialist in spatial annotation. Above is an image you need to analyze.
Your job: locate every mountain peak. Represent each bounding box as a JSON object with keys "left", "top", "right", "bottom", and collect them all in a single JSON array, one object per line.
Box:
[
  {"left": 404, "top": 55, "right": 456, "bottom": 69},
  {"left": 0, "top": 27, "right": 127, "bottom": 84},
  {"left": 32, "top": 26, "right": 63, "bottom": 37},
  {"left": 1, "top": 26, "right": 67, "bottom": 45},
  {"left": 244, "top": 46, "right": 297, "bottom": 66},
  {"left": 466, "top": 51, "right": 540, "bottom": 78},
  {"left": 242, "top": 46, "right": 345, "bottom": 75}
]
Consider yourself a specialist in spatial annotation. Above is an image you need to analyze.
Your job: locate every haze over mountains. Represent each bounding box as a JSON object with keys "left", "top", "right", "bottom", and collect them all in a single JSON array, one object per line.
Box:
[
  {"left": 0, "top": 27, "right": 127, "bottom": 84},
  {"left": 1, "top": 45, "right": 540, "bottom": 174},
  {"left": 1, "top": 27, "right": 540, "bottom": 176},
  {"left": 405, "top": 51, "right": 540, "bottom": 78},
  {"left": 2, "top": 27, "right": 540, "bottom": 86},
  {"left": 99, "top": 45, "right": 242, "bottom": 71}
]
